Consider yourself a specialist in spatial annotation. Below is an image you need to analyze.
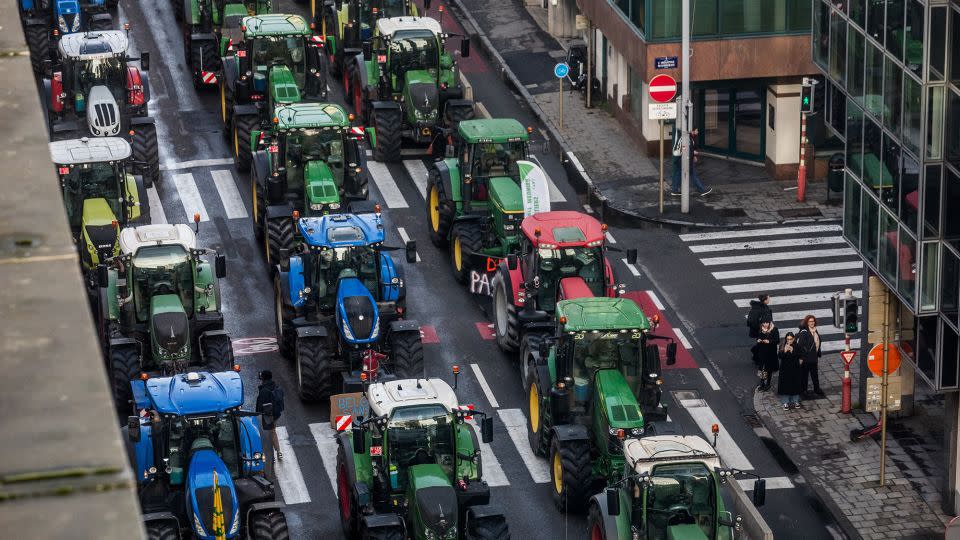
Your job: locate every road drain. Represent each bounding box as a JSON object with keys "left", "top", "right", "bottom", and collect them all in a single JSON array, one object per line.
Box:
[{"left": 741, "top": 413, "right": 762, "bottom": 428}]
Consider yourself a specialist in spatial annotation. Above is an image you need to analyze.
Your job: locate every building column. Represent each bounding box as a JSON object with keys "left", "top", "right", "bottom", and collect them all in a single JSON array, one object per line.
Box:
[
  {"left": 764, "top": 83, "right": 802, "bottom": 181},
  {"left": 547, "top": 0, "right": 578, "bottom": 39}
]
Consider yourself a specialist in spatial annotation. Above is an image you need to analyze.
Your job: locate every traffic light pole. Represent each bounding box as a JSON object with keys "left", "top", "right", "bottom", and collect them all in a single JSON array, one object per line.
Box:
[
  {"left": 879, "top": 289, "right": 891, "bottom": 486},
  {"left": 841, "top": 333, "right": 852, "bottom": 414}
]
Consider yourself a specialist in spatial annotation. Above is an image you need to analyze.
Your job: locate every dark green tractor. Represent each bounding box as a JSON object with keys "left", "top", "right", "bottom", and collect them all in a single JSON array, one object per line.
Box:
[
  {"left": 337, "top": 376, "right": 510, "bottom": 540},
  {"left": 180, "top": 0, "right": 274, "bottom": 89},
  {"left": 311, "top": 0, "right": 419, "bottom": 77}
]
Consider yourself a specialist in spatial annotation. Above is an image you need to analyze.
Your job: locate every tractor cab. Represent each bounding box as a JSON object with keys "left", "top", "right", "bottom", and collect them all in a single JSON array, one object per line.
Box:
[{"left": 236, "top": 15, "right": 320, "bottom": 106}]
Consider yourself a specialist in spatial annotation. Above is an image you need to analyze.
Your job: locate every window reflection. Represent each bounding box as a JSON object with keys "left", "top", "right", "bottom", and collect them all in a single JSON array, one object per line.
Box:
[
  {"left": 915, "top": 316, "right": 938, "bottom": 383},
  {"left": 844, "top": 173, "right": 862, "bottom": 248},
  {"left": 846, "top": 101, "right": 864, "bottom": 178},
  {"left": 929, "top": 7, "right": 946, "bottom": 81},
  {"left": 941, "top": 248, "right": 959, "bottom": 324},
  {"left": 898, "top": 228, "right": 917, "bottom": 305},
  {"left": 862, "top": 192, "right": 880, "bottom": 266},
  {"left": 904, "top": 0, "right": 924, "bottom": 78},
  {"left": 883, "top": 58, "right": 901, "bottom": 136},
  {"left": 847, "top": 27, "right": 866, "bottom": 100},
  {"left": 920, "top": 242, "right": 939, "bottom": 312},
  {"left": 885, "top": 0, "right": 904, "bottom": 60},
  {"left": 879, "top": 208, "right": 899, "bottom": 282},
  {"left": 902, "top": 75, "right": 922, "bottom": 156},
  {"left": 900, "top": 151, "right": 919, "bottom": 231},
  {"left": 923, "top": 165, "right": 941, "bottom": 239}
]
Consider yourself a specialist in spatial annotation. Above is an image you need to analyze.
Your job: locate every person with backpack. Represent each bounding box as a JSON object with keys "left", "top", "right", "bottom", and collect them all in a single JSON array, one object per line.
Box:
[
  {"left": 670, "top": 128, "right": 712, "bottom": 196},
  {"left": 747, "top": 294, "right": 773, "bottom": 339},
  {"left": 256, "top": 370, "right": 285, "bottom": 461}
]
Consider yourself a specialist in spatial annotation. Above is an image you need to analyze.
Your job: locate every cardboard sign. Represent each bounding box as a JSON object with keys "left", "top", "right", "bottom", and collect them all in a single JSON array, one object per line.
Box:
[
  {"left": 330, "top": 393, "right": 369, "bottom": 428},
  {"left": 517, "top": 160, "right": 551, "bottom": 217}
]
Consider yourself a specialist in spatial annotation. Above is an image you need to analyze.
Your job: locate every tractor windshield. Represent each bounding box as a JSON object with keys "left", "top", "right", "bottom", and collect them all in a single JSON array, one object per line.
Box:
[
  {"left": 469, "top": 141, "right": 526, "bottom": 180},
  {"left": 73, "top": 57, "right": 126, "bottom": 96},
  {"left": 642, "top": 463, "right": 717, "bottom": 539},
  {"left": 378, "top": 0, "right": 408, "bottom": 17},
  {"left": 311, "top": 244, "right": 379, "bottom": 305},
  {"left": 389, "top": 30, "right": 438, "bottom": 75},
  {"left": 536, "top": 246, "right": 604, "bottom": 299},
  {"left": 387, "top": 405, "right": 456, "bottom": 489},
  {"left": 60, "top": 162, "right": 122, "bottom": 227},
  {"left": 158, "top": 412, "right": 242, "bottom": 484},
  {"left": 252, "top": 35, "right": 306, "bottom": 81},
  {"left": 131, "top": 245, "right": 194, "bottom": 321},
  {"left": 567, "top": 332, "right": 643, "bottom": 406},
  {"left": 285, "top": 129, "right": 345, "bottom": 184}
]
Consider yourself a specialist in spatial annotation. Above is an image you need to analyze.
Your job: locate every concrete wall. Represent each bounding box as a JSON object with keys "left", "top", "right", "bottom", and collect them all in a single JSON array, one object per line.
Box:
[
  {"left": 765, "top": 84, "right": 802, "bottom": 179},
  {"left": 548, "top": 0, "right": 579, "bottom": 38}
]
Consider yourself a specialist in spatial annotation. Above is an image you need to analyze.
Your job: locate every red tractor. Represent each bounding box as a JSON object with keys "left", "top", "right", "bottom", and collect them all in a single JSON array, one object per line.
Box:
[{"left": 489, "top": 211, "right": 636, "bottom": 352}]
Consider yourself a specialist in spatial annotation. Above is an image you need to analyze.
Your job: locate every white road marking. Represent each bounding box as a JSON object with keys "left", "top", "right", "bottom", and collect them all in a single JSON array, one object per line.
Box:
[
  {"left": 172, "top": 173, "right": 210, "bottom": 222},
  {"left": 146, "top": 185, "right": 167, "bottom": 224},
  {"left": 738, "top": 477, "right": 795, "bottom": 490},
  {"left": 401, "top": 159, "right": 429, "bottom": 199},
  {"left": 210, "top": 169, "right": 248, "bottom": 219},
  {"left": 309, "top": 423, "right": 341, "bottom": 495},
  {"left": 470, "top": 363, "right": 500, "bottom": 409},
  {"left": 687, "top": 236, "right": 848, "bottom": 253},
  {"left": 622, "top": 259, "right": 641, "bottom": 277},
  {"left": 722, "top": 275, "right": 862, "bottom": 294},
  {"left": 700, "top": 368, "right": 721, "bottom": 391},
  {"left": 464, "top": 419, "right": 510, "bottom": 487},
  {"left": 679, "top": 224, "right": 841, "bottom": 242},
  {"left": 159, "top": 158, "right": 235, "bottom": 171},
  {"left": 582, "top": 204, "right": 594, "bottom": 213},
  {"left": 822, "top": 338, "right": 861, "bottom": 352},
  {"left": 496, "top": 408, "right": 550, "bottom": 483},
  {"left": 274, "top": 426, "right": 311, "bottom": 504},
  {"left": 734, "top": 290, "right": 862, "bottom": 308},
  {"left": 646, "top": 290, "right": 665, "bottom": 310},
  {"left": 396, "top": 227, "right": 420, "bottom": 261},
  {"left": 528, "top": 155, "right": 566, "bottom": 202},
  {"left": 366, "top": 161, "right": 408, "bottom": 209},
  {"left": 605, "top": 231, "right": 616, "bottom": 244},
  {"left": 673, "top": 328, "right": 692, "bottom": 349},
  {"left": 678, "top": 399, "right": 753, "bottom": 470},
  {"left": 711, "top": 261, "right": 863, "bottom": 280},
  {"left": 699, "top": 247, "right": 858, "bottom": 266},
  {"left": 772, "top": 308, "right": 859, "bottom": 324}
]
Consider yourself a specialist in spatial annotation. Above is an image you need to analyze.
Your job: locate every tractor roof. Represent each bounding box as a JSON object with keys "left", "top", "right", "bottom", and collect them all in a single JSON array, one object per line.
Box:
[
  {"left": 58, "top": 31, "right": 128, "bottom": 60},
  {"left": 141, "top": 371, "right": 244, "bottom": 415},
  {"left": 297, "top": 213, "right": 385, "bottom": 248},
  {"left": 376, "top": 16, "right": 442, "bottom": 38},
  {"left": 119, "top": 224, "right": 198, "bottom": 255},
  {"left": 242, "top": 14, "right": 311, "bottom": 37},
  {"left": 49, "top": 137, "right": 131, "bottom": 165},
  {"left": 623, "top": 436, "right": 720, "bottom": 475},
  {"left": 556, "top": 297, "right": 651, "bottom": 332},
  {"left": 368, "top": 378, "right": 459, "bottom": 418},
  {"left": 275, "top": 103, "right": 350, "bottom": 130},
  {"left": 521, "top": 211, "right": 604, "bottom": 248},
  {"left": 458, "top": 119, "right": 529, "bottom": 144}
]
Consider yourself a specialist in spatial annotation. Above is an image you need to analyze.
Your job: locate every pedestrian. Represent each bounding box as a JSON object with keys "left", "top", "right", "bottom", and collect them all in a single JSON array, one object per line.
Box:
[
  {"left": 747, "top": 294, "right": 773, "bottom": 339},
  {"left": 777, "top": 332, "right": 803, "bottom": 409},
  {"left": 754, "top": 320, "right": 780, "bottom": 391},
  {"left": 256, "top": 369, "right": 285, "bottom": 461},
  {"left": 670, "top": 128, "right": 712, "bottom": 196},
  {"left": 796, "top": 315, "right": 824, "bottom": 397}
]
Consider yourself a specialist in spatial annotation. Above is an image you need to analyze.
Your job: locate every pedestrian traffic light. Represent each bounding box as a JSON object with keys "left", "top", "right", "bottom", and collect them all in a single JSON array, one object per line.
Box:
[
  {"left": 844, "top": 298, "right": 859, "bottom": 333},
  {"left": 801, "top": 84, "right": 814, "bottom": 113}
]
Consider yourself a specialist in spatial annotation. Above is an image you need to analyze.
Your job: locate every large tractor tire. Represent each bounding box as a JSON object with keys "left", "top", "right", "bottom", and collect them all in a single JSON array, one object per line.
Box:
[
  {"left": 249, "top": 509, "right": 290, "bottom": 540},
  {"left": 145, "top": 520, "right": 178, "bottom": 540},
  {"left": 131, "top": 124, "right": 160, "bottom": 188},
  {"left": 342, "top": 60, "right": 354, "bottom": 101},
  {"left": 492, "top": 271, "right": 519, "bottom": 353},
  {"left": 24, "top": 24, "right": 49, "bottom": 74},
  {"left": 466, "top": 513, "right": 510, "bottom": 540},
  {"left": 110, "top": 345, "right": 140, "bottom": 416},
  {"left": 274, "top": 275, "right": 296, "bottom": 360},
  {"left": 296, "top": 336, "right": 330, "bottom": 401},
  {"left": 337, "top": 444, "right": 360, "bottom": 537},
  {"left": 201, "top": 334, "right": 234, "bottom": 373},
  {"left": 519, "top": 332, "right": 544, "bottom": 383},
  {"left": 371, "top": 107, "right": 402, "bottom": 162},
  {"left": 89, "top": 16, "right": 112, "bottom": 31},
  {"left": 450, "top": 222, "right": 483, "bottom": 284},
  {"left": 233, "top": 114, "right": 258, "bottom": 172},
  {"left": 549, "top": 436, "right": 593, "bottom": 513},
  {"left": 220, "top": 80, "right": 234, "bottom": 129},
  {"left": 390, "top": 330, "right": 424, "bottom": 379},
  {"left": 426, "top": 170, "right": 455, "bottom": 248},
  {"left": 252, "top": 172, "right": 266, "bottom": 233},
  {"left": 587, "top": 502, "right": 609, "bottom": 540},
  {"left": 526, "top": 372, "right": 548, "bottom": 457},
  {"left": 351, "top": 74, "right": 366, "bottom": 124},
  {"left": 361, "top": 524, "right": 405, "bottom": 540},
  {"left": 444, "top": 101, "right": 476, "bottom": 129},
  {"left": 265, "top": 217, "right": 294, "bottom": 267}
]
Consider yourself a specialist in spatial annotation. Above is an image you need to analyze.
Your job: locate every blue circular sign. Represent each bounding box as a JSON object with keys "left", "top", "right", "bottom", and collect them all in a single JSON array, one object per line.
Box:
[{"left": 554, "top": 62, "right": 569, "bottom": 78}]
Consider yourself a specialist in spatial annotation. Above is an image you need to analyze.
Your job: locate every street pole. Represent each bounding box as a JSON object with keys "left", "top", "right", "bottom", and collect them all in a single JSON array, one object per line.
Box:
[
  {"left": 659, "top": 120, "right": 664, "bottom": 214},
  {"left": 840, "top": 288, "right": 854, "bottom": 414},
  {"left": 879, "top": 289, "right": 890, "bottom": 486},
  {"left": 586, "top": 22, "right": 592, "bottom": 109},
  {"left": 680, "top": 0, "right": 691, "bottom": 213},
  {"left": 797, "top": 111, "right": 808, "bottom": 202},
  {"left": 559, "top": 76, "right": 564, "bottom": 130}
]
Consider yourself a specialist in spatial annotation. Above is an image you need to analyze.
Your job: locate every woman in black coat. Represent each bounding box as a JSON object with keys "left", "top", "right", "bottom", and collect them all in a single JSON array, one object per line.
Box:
[
  {"left": 795, "top": 314, "right": 824, "bottom": 396},
  {"left": 755, "top": 320, "right": 780, "bottom": 391},
  {"left": 777, "top": 332, "right": 803, "bottom": 409}
]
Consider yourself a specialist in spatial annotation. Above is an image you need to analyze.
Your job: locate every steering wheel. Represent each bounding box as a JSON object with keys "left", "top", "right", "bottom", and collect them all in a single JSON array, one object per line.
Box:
[
  {"left": 154, "top": 281, "right": 175, "bottom": 295},
  {"left": 405, "top": 447, "right": 432, "bottom": 467},
  {"left": 666, "top": 505, "right": 695, "bottom": 526}
]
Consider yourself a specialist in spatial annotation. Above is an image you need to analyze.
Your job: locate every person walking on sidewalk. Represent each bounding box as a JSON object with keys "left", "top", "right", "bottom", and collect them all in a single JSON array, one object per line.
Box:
[
  {"left": 777, "top": 332, "right": 803, "bottom": 409},
  {"left": 670, "top": 128, "right": 712, "bottom": 197},
  {"left": 747, "top": 294, "right": 773, "bottom": 339},
  {"left": 754, "top": 320, "right": 780, "bottom": 391},
  {"left": 796, "top": 315, "right": 824, "bottom": 398},
  {"left": 256, "top": 369, "right": 285, "bottom": 462}
]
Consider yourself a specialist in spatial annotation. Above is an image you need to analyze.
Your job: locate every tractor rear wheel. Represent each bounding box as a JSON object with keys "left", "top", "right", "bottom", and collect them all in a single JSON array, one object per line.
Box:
[
  {"left": 450, "top": 222, "right": 483, "bottom": 284},
  {"left": 337, "top": 444, "right": 359, "bottom": 537},
  {"left": 466, "top": 513, "right": 510, "bottom": 540},
  {"left": 274, "top": 275, "right": 296, "bottom": 360},
  {"left": 526, "top": 373, "right": 548, "bottom": 457},
  {"left": 248, "top": 509, "right": 290, "bottom": 540},
  {"left": 252, "top": 173, "right": 266, "bottom": 234},
  {"left": 233, "top": 114, "right": 258, "bottom": 172},
  {"left": 265, "top": 217, "right": 294, "bottom": 267},
  {"left": 520, "top": 332, "right": 545, "bottom": 383},
  {"left": 296, "top": 336, "right": 330, "bottom": 401},
  {"left": 549, "top": 436, "right": 593, "bottom": 513},
  {"left": 372, "top": 107, "right": 402, "bottom": 162},
  {"left": 390, "top": 330, "right": 424, "bottom": 379},
  {"left": 110, "top": 345, "right": 140, "bottom": 416},
  {"left": 220, "top": 81, "right": 234, "bottom": 129},
  {"left": 201, "top": 334, "right": 234, "bottom": 373},
  {"left": 145, "top": 520, "right": 178, "bottom": 540},
  {"left": 444, "top": 101, "right": 476, "bottom": 129},
  {"left": 426, "top": 171, "right": 454, "bottom": 248},
  {"left": 587, "top": 502, "right": 608, "bottom": 540},
  {"left": 131, "top": 124, "right": 160, "bottom": 188},
  {"left": 24, "top": 24, "right": 49, "bottom": 74},
  {"left": 492, "top": 271, "right": 519, "bottom": 353}
]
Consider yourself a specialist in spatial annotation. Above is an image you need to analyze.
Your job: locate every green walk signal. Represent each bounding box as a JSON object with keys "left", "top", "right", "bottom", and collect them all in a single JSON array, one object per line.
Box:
[{"left": 800, "top": 84, "right": 814, "bottom": 113}]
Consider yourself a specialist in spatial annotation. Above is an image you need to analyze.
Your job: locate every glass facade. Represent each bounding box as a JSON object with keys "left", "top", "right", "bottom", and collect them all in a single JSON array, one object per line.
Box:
[
  {"left": 815, "top": 0, "right": 960, "bottom": 390},
  {"left": 624, "top": 0, "right": 813, "bottom": 40}
]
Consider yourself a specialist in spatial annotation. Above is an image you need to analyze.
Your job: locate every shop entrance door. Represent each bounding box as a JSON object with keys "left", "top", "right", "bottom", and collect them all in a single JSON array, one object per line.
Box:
[{"left": 697, "top": 86, "right": 766, "bottom": 161}]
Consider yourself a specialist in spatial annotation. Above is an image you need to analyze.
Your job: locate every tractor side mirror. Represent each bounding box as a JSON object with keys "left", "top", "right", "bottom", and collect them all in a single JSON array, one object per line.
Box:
[
  {"left": 460, "top": 37, "right": 471, "bottom": 58},
  {"left": 405, "top": 240, "right": 417, "bottom": 264},
  {"left": 127, "top": 416, "right": 141, "bottom": 443},
  {"left": 506, "top": 254, "right": 518, "bottom": 271},
  {"left": 261, "top": 403, "right": 276, "bottom": 431},
  {"left": 215, "top": 254, "right": 227, "bottom": 279},
  {"left": 644, "top": 344, "right": 661, "bottom": 376},
  {"left": 141, "top": 52, "right": 150, "bottom": 71},
  {"left": 605, "top": 487, "right": 620, "bottom": 516},
  {"left": 352, "top": 423, "right": 366, "bottom": 454},
  {"left": 752, "top": 479, "right": 766, "bottom": 507},
  {"left": 626, "top": 248, "right": 638, "bottom": 265},
  {"left": 480, "top": 416, "right": 493, "bottom": 443},
  {"left": 665, "top": 342, "right": 677, "bottom": 366},
  {"left": 96, "top": 264, "right": 109, "bottom": 288}
]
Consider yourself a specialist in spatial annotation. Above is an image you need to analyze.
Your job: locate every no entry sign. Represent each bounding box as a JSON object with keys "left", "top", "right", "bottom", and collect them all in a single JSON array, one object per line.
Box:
[{"left": 648, "top": 74, "right": 677, "bottom": 103}]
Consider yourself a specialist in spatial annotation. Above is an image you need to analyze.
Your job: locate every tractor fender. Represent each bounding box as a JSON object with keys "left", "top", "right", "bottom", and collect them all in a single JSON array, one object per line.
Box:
[
  {"left": 265, "top": 203, "right": 294, "bottom": 220},
  {"left": 234, "top": 104, "right": 258, "bottom": 117},
  {"left": 533, "top": 363, "right": 552, "bottom": 392},
  {"left": 90, "top": 12, "right": 112, "bottom": 28},
  {"left": 199, "top": 329, "right": 231, "bottom": 345},
  {"left": 551, "top": 423, "right": 590, "bottom": 443},
  {"left": 296, "top": 325, "right": 328, "bottom": 338},
  {"left": 109, "top": 336, "right": 139, "bottom": 350},
  {"left": 442, "top": 98, "right": 473, "bottom": 121},
  {"left": 465, "top": 503, "right": 507, "bottom": 522},
  {"left": 587, "top": 494, "right": 622, "bottom": 540},
  {"left": 360, "top": 513, "right": 404, "bottom": 531},
  {"left": 222, "top": 56, "right": 239, "bottom": 91},
  {"left": 245, "top": 501, "right": 286, "bottom": 531},
  {"left": 283, "top": 261, "right": 306, "bottom": 308},
  {"left": 452, "top": 213, "right": 485, "bottom": 225},
  {"left": 431, "top": 160, "right": 453, "bottom": 203},
  {"left": 129, "top": 116, "right": 155, "bottom": 127},
  {"left": 190, "top": 32, "right": 217, "bottom": 44},
  {"left": 142, "top": 511, "right": 180, "bottom": 528},
  {"left": 22, "top": 16, "right": 47, "bottom": 27},
  {"left": 645, "top": 420, "right": 678, "bottom": 436},
  {"left": 603, "top": 258, "right": 616, "bottom": 298},
  {"left": 251, "top": 150, "right": 270, "bottom": 187},
  {"left": 389, "top": 319, "right": 419, "bottom": 335},
  {"left": 370, "top": 100, "right": 401, "bottom": 112}
]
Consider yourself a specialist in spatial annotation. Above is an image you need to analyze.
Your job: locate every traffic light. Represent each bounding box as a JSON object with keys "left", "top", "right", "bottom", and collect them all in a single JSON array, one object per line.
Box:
[
  {"left": 831, "top": 293, "right": 843, "bottom": 329},
  {"left": 843, "top": 298, "right": 859, "bottom": 333},
  {"left": 800, "top": 84, "right": 814, "bottom": 113}
]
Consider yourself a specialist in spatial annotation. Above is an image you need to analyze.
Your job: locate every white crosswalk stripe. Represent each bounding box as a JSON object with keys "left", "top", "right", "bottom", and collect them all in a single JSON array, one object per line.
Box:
[
  {"left": 210, "top": 169, "right": 248, "bottom": 219},
  {"left": 310, "top": 423, "right": 341, "bottom": 495},
  {"left": 172, "top": 172, "right": 210, "bottom": 222},
  {"left": 401, "top": 159, "right": 430, "bottom": 199},
  {"left": 147, "top": 185, "right": 167, "bottom": 224},
  {"left": 367, "top": 160, "right": 409, "bottom": 209},
  {"left": 274, "top": 426, "right": 311, "bottom": 504}
]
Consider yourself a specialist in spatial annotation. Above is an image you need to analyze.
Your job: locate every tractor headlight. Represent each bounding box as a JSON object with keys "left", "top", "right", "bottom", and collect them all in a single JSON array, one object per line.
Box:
[
  {"left": 253, "top": 452, "right": 262, "bottom": 460},
  {"left": 631, "top": 427, "right": 645, "bottom": 436},
  {"left": 329, "top": 202, "right": 340, "bottom": 210},
  {"left": 58, "top": 15, "right": 68, "bottom": 32},
  {"left": 71, "top": 14, "right": 81, "bottom": 32},
  {"left": 310, "top": 203, "right": 324, "bottom": 211},
  {"left": 369, "top": 321, "right": 379, "bottom": 340},
  {"left": 424, "top": 530, "right": 438, "bottom": 540},
  {"left": 229, "top": 508, "right": 240, "bottom": 535},
  {"left": 341, "top": 321, "right": 355, "bottom": 340},
  {"left": 503, "top": 224, "right": 515, "bottom": 231},
  {"left": 193, "top": 514, "right": 206, "bottom": 537},
  {"left": 391, "top": 277, "right": 399, "bottom": 284}
]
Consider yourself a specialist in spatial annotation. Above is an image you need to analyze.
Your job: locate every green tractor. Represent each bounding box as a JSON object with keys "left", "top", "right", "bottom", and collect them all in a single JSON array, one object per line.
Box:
[
  {"left": 94, "top": 223, "right": 233, "bottom": 415},
  {"left": 336, "top": 376, "right": 511, "bottom": 540},
  {"left": 347, "top": 15, "right": 474, "bottom": 162},
  {"left": 589, "top": 435, "right": 768, "bottom": 540},
  {"left": 523, "top": 297, "right": 676, "bottom": 512},
  {"left": 311, "top": 0, "right": 419, "bottom": 77},
  {"left": 249, "top": 102, "right": 369, "bottom": 264},
  {"left": 49, "top": 137, "right": 150, "bottom": 278},
  {"left": 219, "top": 13, "right": 329, "bottom": 171}
]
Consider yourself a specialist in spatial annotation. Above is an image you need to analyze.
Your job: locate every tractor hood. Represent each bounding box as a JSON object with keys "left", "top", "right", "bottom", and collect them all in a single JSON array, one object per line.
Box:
[
  {"left": 336, "top": 276, "right": 379, "bottom": 344},
  {"left": 488, "top": 177, "right": 524, "bottom": 214},
  {"left": 304, "top": 160, "right": 340, "bottom": 210},
  {"left": 87, "top": 85, "right": 122, "bottom": 137},
  {"left": 55, "top": 1, "right": 81, "bottom": 35},
  {"left": 666, "top": 524, "right": 709, "bottom": 540},
  {"left": 187, "top": 447, "right": 240, "bottom": 539},
  {"left": 151, "top": 294, "right": 190, "bottom": 361},
  {"left": 409, "top": 464, "right": 458, "bottom": 537},
  {"left": 140, "top": 371, "right": 244, "bottom": 415},
  {"left": 595, "top": 369, "right": 645, "bottom": 431},
  {"left": 268, "top": 65, "right": 302, "bottom": 105},
  {"left": 82, "top": 198, "right": 119, "bottom": 266},
  {"left": 405, "top": 71, "right": 438, "bottom": 118}
]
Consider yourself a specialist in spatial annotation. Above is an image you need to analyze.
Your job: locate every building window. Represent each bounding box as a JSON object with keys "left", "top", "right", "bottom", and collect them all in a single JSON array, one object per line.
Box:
[
  {"left": 952, "top": 9, "right": 960, "bottom": 87},
  {"left": 649, "top": 0, "right": 717, "bottom": 38},
  {"left": 879, "top": 207, "right": 899, "bottom": 283},
  {"left": 614, "top": 0, "right": 646, "bottom": 36},
  {"left": 899, "top": 227, "right": 917, "bottom": 305},
  {"left": 948, "top": 90, "right": 960, "bottom": 171},
  {"left": 629, "top": 67, "right": 643, "bottom": 123},
  {"left": 814, "top": 0, "right": 830, "bottom": 69},
  {"left": 865, "top": 42, "right": 883, "bottom": 118},
  {"left": 885, "top": 0, "right": 905, "bottom": 61},
  {"left": 883, "top": 58, "right": 902, "bottom": 136},
  {"left": 847, "top": 27, "right": 866, "bottom": 100},
  {"left": 942, "top": 247, "right": 960, "bottom": 325},
  {"left": 920, "top": 242, "right": 939, "bottom": 311},
  {"left": 830, "top": 10, "right": 847, "bottom": 83},
  {"left": 844, "top": 172, "right": 862, "bottom": 248},
  {"left": 880, "top": 134, "right": 900, "bottom": 212},
  {"left": 722, "top": 0, "right": 786, "bottom": 34},
  {"left": 946, "top": 168, "right": 960, "bottom": 246},
  {"left": 866, "top": 0, "right": 885, "bottom": 44},
  {"left": 847, "top": 99, "right": 865, "bottom": 178},
  {"left": 827, "top": 79, "right": 847, "bottom": 137},
  {"left": 863, "top": 116, "right": 884, "bottom": 192},
  {"left": 862, "top": 191, "right": 881, "bottom": 266},
  {"left": 924, "top": 164, "right": 942, "bottom": 239},
  {"left": 849, "top": 0, "right": 865, "bottom": 28},
  {"left": 902, "top": 74, "right": 922, "bottom": 156},
  {"left": 916, "top": 316, "right": 938, "bottom": 383},
  {"left": 901, "top": 151, "right": 919, "bottom": 232},
  {"left": 904, "top": 0, "right": 924, "bottom": 79},
  {"left": 788, "top": 0, "right": 812, "bottom": 31},
  {"left": 930, "top": 7, "right": 947, "bottom": 82},
  {"left": 927, "top": 87, "right": 945, "bottom": 160},
  {"left": 943, "top": 322, "right": 960, "bottom": 389}
]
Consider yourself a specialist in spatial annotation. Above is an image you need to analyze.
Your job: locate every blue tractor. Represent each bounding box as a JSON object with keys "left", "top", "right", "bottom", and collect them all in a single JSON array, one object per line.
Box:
[
  {"left": 273, "top": 211, "right": 423, "bottom": 401},
  {"left": 20, "top": 0, "right": 113, "bottom": 73},
  {"left": 125, "top": 370, "right": 289, "bottom": 540}
]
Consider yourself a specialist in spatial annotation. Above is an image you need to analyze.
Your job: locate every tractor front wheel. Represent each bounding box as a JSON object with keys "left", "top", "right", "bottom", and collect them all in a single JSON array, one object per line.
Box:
[
  {"left": 337, "top": 444, "right": 359, "bottom": 537},
  {"left": 201, "top": 334, "right": 234, "bottom": 372},
  {"left": 526, "top": 374, "right": 548, "bottom": 456},
  {"left": 296, "top": 336, "right": 330, "bottom": 401},
  {"left": 390, "top": 330, "right": 424, "bottom": 379},
  {"left": 248, "top": 509, "right": 290, "bottom": 540},
  {"left": 274, "top": 275, "right": 296, "bottom": 360},
  {"left": 587, "top": 502, "right": 609, "bottom": 540},
  {"left": 131, "top": 124, "right": 160, "bottom": 188},
  {"left": 444, "top": 101, "right": 476, "bottom": 129},
  {"left": 110, "top": 345, "right": 140, "bottom": 416},
  {"left": 492, "top": 271, "right": 519, "bottom": 353},
  {"left": 450, "top": 222, "right": 483, "bottom": 284},
  {"left": 265, "top": 217, "right": 294, "bottom": 267},
  {"left": 24, "top": 24, "right": 49, "bottom": 74},
  {"left": 426, "top": 172, "right": 454, "bottom": 248},
  {"left": 371, "top": 107, "right": 402, "bottom": 162},
  {"left": 145, "top": 520, "right": 178, "bottom": 540},
  {"left": 549, "top": 436, "right": 593, "bottom": 513},
  {"left": 466, "top": 513, "right": 510, "bottom": 540},
  {"left": 233, "top": 114, "right": 258, "bottom": 172}
]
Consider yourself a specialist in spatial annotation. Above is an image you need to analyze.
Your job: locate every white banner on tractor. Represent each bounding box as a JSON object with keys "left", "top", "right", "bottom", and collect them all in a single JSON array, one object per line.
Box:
[{"left": 517, "top": 160, "right": 551, "bottom": 217}]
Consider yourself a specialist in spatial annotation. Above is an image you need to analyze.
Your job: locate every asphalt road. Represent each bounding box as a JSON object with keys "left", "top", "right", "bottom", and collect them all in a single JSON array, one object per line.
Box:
[{"left": 108, "top": 0, "right": 845, "bottom": 537}]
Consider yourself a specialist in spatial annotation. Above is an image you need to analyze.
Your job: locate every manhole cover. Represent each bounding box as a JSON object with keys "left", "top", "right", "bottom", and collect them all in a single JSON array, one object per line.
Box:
[
  {"left": 742, "top": 413, "right": 762, "bottom": 428},
  {"left": 779, "top": 207, "right": 823, "bottom": 218}
]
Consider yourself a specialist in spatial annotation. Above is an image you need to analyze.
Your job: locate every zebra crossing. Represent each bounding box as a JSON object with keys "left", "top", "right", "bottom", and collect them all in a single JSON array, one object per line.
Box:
[{"left": 680, "top": 224, "right": 863, "bottom": 352}]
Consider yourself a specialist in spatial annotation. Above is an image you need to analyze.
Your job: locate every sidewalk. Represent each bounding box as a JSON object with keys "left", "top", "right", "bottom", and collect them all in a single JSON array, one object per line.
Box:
[{"left": 453, "top": 0, "right": 841, "bottom": 228}]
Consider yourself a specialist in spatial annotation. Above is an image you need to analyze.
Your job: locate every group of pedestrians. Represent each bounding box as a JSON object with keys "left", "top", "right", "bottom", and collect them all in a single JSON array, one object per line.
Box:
[{"left": 747, "top": 295, "right": 824, "bottom": 411}]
